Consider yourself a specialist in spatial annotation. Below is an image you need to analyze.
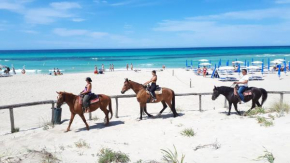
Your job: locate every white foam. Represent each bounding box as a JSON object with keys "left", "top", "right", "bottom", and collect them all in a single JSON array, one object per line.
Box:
[
  {"left": 4, "top": 60, "right": 9, "bottom": 62},
  {"left": 49, "top": 69, "right": 65, "bottom": 72},
  {"left": 91, "top": 58, "right": 98, "bottom": 60}
]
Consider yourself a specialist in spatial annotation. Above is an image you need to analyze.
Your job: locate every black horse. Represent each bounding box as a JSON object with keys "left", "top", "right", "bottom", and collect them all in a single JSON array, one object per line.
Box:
[{"left": 212, "top": 86, "right": 268, "bottom": 115}]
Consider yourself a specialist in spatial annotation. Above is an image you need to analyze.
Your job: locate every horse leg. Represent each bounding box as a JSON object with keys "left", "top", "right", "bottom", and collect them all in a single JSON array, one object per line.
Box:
[
  {"left": 66, "top": 113, "right": 75, "bottom": 132},
  {"left": 244, "top": 100, "right": 256, "bottom": 116},
  {"left": 79, "top": 114, "right": 90, "bottom": 130},
  {"left": 139, "top": 103, "right": 145, "bottom": 120},
  {"left": 233, "top": 103, "right": 241, "bottom": 115},
  {"left": 157, "top": 101, "right": 167, "bottom": 117},
  {"left": 165, "top": 100, "right": 178, "bottom": 117},
  {"left": 100, "top": 106, "right": 109, "bottom": 125},
  {"left": 144, "top": 105, "right": 153, "bottom": 117},
  {"left": 228, "top": 102, "right": 232, "bottom": 115},
  {"left": 256, "top": 101, "right": 262, "bottom": 107}
]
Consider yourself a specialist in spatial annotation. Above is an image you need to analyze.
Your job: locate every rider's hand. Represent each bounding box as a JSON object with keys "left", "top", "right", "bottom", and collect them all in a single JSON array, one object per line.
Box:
[{"left": 234, "top": 82, "right": 237, "bottom": 84}]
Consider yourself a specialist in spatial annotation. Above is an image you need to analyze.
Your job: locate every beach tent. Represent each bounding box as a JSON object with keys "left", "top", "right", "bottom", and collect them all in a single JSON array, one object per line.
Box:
[{"left": 199, "top": 59, "right": 209, "bottom": 62}]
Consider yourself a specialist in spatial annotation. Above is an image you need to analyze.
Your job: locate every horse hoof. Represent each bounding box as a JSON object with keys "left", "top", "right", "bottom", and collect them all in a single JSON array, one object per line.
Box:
[
  {"left": 157, "top": 113, "right": 161, "bottom": 117},
  {"left": 227, "top": 114, "right": 230, "bottom": 116}
]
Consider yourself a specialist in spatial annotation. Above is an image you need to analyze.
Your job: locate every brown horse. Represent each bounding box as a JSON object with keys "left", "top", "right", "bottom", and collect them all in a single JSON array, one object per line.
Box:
[
  {"left": 121, "top": 79, "right": 178, "bottom": 120},
  {"left": 56, "top": 92, "right": 113, "bottom": 132}
]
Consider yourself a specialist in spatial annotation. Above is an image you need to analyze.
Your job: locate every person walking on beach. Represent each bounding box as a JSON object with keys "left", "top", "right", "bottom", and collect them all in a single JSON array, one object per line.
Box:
[
  {"left": 203, "top": 66, "right": 207, "bottom": 77},
  {"left": 131, "top": 63, "right": 133, "bottom": 71},
  {"left": 102, "top": 64, "right": 104, "bottom": 72},
  {"left": 126, "top": 64, "right": 129, "bottom": 70},
  {"left": 80, "top": 77, "right": 93, "bottom": 113},
  {"left": 144, "top": 70, "right": 158, "bottom": 102},
  {"left": 109, "top": 64, "right": 112, "bottom": 71},
  {"left": 234, "top": 69, "right": 249, "bottom": 104},
  {"left": 112, "top": 64, "right": 114, "bottom": 71}
]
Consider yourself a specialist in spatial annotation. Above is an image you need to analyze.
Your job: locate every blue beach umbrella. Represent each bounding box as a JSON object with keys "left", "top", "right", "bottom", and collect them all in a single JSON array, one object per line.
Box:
[
  {"left": 237, "top": 64, "right": 241, "bottom": 75},
  {"left": 244, "top": 60, "right": 247, "bottom": 66},
  {"left": 289, "top": 61, "right": 290, "bottom": 71},
  {"left": 186, "top": 60, "right": 188, "bottom": 67},
  {"left": 261, "top": 62, "right": 264, "bottom": 75},
  {"left": 268, "top": 58, "right": 270, "bottom": 70},
  {"left": 191, "top": 60, "right": 193, "bottom": 66},
  {"left": 284, "top": 61, "right": 287, "bottom": 73},
  {"left": 226, "top": 60, "right": 229, "bottom": 66},
  {"left": 198, "top": 62, "right": 200, "bottom": 68},
  {"left": 278, "top": 65, "right": 281, "bottom": 78},
  {"left": 247, "top": 61, "right": 250, "bottom": 67},
  {"left": 252, "top": 58, "right": 254, "bottom": 65},
  {"left": 218, "top": 59, "right": 221, "bottom": 68}
]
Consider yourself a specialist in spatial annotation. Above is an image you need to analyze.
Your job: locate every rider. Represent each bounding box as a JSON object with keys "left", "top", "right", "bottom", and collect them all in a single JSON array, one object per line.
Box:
[
  {"left": 80, "top": 77, "right": 93, "bottom": 112},
  {"left": 234, "top": 69, "right": 249, "bottom": 104},
  {"left": 144, "top": 70, "right": 157, "bottom": 102}
]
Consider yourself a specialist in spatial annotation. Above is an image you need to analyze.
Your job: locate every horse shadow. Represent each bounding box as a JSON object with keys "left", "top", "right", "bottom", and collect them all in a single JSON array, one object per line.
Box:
[
  {"left": 219, "top": 110, "right": 246, "bottom": 116},
  {"left": 76, "top": 120, "right": 124, "bottom": 132},
  {"left": 153, "top": 113, "right": 184, "bottom": 119}
]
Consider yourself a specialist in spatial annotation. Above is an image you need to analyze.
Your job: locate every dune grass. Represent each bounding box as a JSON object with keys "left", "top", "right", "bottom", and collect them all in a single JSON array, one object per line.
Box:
[
  {"left": 74, "top": 139, "right": 90, "bottom": 149},
  {"left": 268, "top": 102, "right": 290, "bottom": 117},
  {"left": 256, "top": 148, "right": 275, "bottom": 163},
  {"left": 180, "top": 128, "right": 195, "bottom": 137},
  {"left": 161, "top": 145, "right": 185, "bottom": 163},
  {"left": 256, "top": 117, "right": 273, "bottom": 127},
  {"left": 97, "top": 148, "right": 130, "bottom": 163},
  {"left": 247, "top": 107, "right": 266, "bottom": 116}
]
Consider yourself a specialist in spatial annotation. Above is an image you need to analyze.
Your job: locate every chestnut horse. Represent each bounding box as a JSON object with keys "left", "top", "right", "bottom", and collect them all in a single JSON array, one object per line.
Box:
[
  {"left": 56, "top": 92, "right": 113, "bottom": 132},
  {"left": 121, "top": 79, "right": 178, "bottom": 120}
]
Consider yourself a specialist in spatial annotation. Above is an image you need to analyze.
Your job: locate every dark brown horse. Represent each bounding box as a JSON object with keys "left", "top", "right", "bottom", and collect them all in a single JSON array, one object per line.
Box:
[
  {"left": 121, "top": 79, "right": 178, "bottom": 120},
  {"left": 56, "top": 92, "right": 113, "bottom": 132}
]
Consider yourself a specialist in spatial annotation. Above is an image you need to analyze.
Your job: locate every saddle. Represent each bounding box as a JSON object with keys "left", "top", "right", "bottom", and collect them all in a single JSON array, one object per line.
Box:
[
  {"left": 79, "top": 94, "right": 100, "bottom": 106},
  {"left": 243, "top": 90, "right": 252, "bottom": 96},
  {"left": 146, "top": 85, "right": 163, "bottom": 94}
]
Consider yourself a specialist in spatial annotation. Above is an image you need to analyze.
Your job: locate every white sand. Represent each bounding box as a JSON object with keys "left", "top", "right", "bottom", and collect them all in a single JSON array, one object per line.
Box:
[{"left": 0, "top": 69, "right": 290, "bottom": 162}]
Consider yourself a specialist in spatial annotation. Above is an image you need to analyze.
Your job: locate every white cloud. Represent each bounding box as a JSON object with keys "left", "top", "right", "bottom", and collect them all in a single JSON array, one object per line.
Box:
[
  {"left": 72, "top": 18, "right": 85, "bottom": 22},
  {"left": 275, "top": 0, "right": 290, "bottom": 4},
  {"left": 53, "top": 28, "right": 88, "bottom": 36},
  {"left": 91, "top": 32, "right": 108, "bottom": 38},
  {"left": 25, "top": 8, "right": 72, "bottom": 24},
  {"left": 111, "top": 1, "right": 134, "bottom": 6},
  {"left": 21, "top": 30, "right": 38, "bottom": 34},
  {"left": 0, "top": 1, "right": 24, "bottom": 12},
  {"left": 50, "top": 2, "right": 81, "bottom": 10}
]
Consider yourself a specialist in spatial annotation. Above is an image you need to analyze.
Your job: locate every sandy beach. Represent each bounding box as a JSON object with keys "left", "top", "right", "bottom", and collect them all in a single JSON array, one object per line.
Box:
[{"left": 0, "top": 69, "right": 290, "bottom": 163}]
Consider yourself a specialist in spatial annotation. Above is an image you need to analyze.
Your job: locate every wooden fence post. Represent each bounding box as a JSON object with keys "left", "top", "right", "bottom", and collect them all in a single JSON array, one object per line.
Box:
[
  {"left": 51, "top": 102, "right": 55, "bottom": 123},
  {"left": 280, "top": 93, "right": 284, "bottom": 105},
  {"left": 9, "top": 108, "right": 15, "bottom": 133},
  {"left": 199, "top": 95, "right": 202, "bottom": 111},
  {"left": 89, "top": 112, "right": 92, "bottom": 120},
  {"left": 115, "top": 98, "right": 119, "bottom": 118},
  {"left": 224, "top": 98, "right": 228, "bottom": 108},
  {"left": 190, "top": 78, "right": 192, "bottom": 88}
]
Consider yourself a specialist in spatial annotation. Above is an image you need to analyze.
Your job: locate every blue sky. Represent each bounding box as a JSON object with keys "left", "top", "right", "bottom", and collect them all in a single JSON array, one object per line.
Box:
[{"left": 0, "top": 0, "right": 290, "bottom": 49}]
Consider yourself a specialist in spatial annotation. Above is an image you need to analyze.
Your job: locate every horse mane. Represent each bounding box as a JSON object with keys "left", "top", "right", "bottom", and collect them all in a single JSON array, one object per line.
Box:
[
  {"left": 60, "top": 91, "right": 77, "bottom": 97},
  {"left": 129, "top": 80, "right": 144, "bottom": 87},
  {"left": 217, "top": 86, "right": 234, "bottom": 94}
]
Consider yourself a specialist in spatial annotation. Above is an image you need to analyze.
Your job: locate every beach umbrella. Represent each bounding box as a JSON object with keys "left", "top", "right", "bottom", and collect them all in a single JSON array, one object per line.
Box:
[
  {"left": 278, "top": 65, "right": 281, "bottom": 78},
  {"left": 198, "top": 62, "right": 200, "bottom": 68},
  {"left": 226, "top": 60, "right": 229, "bottom": 66},
  {"left": 199, "top": 63, "right": 211, "bottom": 66},
  {"left": 244, "top": 60, "right": 247, "bottom": 66},
  {"left": 268, "top": 58, "right": 270, "bottom": 70},
  {"left": 252, "top": 58, "right": 254, "bottom": 65},
  {"left": 232, "top": 61, "right": 244, "bottom": 64},
  {"left": 191, "top": 60, "right": 193, "bottom": 66},
  {"left": 261, "top": 62, "right": 264, "bottom": 75},
  {"left": 271, "top": 60, "right": 282, "bottom": 64},
  {"left": 218, "top": 59, "right": 221, "bottom": 68},
  {"left": 274, "top": 59, "right": 285, "bottom": 62},
  {"left": 218, "top": 66, "right": 234, "bottom": 70},
  {"left": 284, "top": 61, "right": 287, "bottom": 74},
  {"left": 199, "top": 59, "right": 209, "bottom": 62},
  {"left": 215, "top": 64, "right": 216, "bottom": 69},
  {"left": 252, "top": 61, "right": 263, "bottom": 64},
  {"left": 186, "top": 60, "right": 188, "bottom": 67},
  {"left": 247, "top": 61, "right": 250, "bottom": 67},
  {"left": 237, "top": 64, "right": 241, "bottom": 75},
  {"left": 289, "top": 61, "right": 290, "bottom": 71}
]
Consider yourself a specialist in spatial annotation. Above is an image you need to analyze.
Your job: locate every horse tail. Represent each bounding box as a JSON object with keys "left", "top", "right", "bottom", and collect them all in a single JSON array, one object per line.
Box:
[
  {"left": 171, "top": 90, "right": 176, "bottom": 114},
  {"left": 260, "top": 88, "right": 268, "bottom": 106},
  {"left": 108, "top": 97, "right": 113, "bottom": 119}
]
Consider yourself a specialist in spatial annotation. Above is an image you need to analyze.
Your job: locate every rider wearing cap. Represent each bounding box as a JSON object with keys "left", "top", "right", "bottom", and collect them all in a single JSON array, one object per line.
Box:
[{"left": 80, "top": 77, "right": 93, "bottom": 112}]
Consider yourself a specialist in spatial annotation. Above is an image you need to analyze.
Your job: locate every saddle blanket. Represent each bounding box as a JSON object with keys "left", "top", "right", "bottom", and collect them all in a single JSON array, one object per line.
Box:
[
  {"left": 146, "top": 88, "right": 163, "bottom": 95},
  {"left": 79, "top": 94, "right": 100, "bottom": 105},
  {"left": 243, "top": 91, "right": 252, "bottom": 96}
]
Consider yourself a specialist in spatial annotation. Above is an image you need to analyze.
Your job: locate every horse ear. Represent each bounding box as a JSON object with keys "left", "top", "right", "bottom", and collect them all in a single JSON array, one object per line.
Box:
[
  {"left": 125, "top": 78, "right": 128, "bottom": 82},
  {"left": 56, "top": 91, "right": 60, "bottom": 94},
  {"left": 214, "top": 86, "right": 217, "bottom": 89}
]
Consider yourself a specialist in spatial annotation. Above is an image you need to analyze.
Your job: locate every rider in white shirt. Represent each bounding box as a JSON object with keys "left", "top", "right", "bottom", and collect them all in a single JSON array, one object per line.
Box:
[{"left": 234, "top": 69, "right": 249, "bottom": 103}]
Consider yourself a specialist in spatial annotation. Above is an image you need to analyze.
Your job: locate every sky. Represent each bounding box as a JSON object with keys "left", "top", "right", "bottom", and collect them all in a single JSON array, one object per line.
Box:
[{"left": 0, "top": 0, "right": 290, "bottom": 50}]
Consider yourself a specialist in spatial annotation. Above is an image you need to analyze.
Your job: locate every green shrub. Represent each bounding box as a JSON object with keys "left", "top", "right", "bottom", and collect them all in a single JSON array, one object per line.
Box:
[
  {"left": 97, "top": 148, "right": 130, "bottom": 163},
  {"left": 180, "top": 128, "right": 195, "bottom": 137}
]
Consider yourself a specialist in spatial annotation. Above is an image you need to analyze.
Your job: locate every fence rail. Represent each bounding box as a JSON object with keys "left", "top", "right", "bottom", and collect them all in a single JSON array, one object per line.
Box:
[{"left": 1, "top": 91, "right": 289, "bottom": 133}]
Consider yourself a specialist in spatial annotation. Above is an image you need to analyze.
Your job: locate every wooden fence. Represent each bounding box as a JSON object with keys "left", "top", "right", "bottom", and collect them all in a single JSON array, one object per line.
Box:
[{"left": 0, "top": 91, "right": 289, "bottom": 133}]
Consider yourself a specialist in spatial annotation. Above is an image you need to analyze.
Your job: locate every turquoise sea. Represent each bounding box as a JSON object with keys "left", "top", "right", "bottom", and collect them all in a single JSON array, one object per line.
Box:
[{"left": 0, "top": 46, "right": 290, "bottom": 74}]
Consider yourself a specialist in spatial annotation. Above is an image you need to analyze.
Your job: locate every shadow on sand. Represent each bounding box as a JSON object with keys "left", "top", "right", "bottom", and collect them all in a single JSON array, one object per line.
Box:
[
  {"left": 76, "top": 120, "right": 124, "bottom": 132},
  {"left": 219, "top": 110, "right": 245, "bottom": 116}
]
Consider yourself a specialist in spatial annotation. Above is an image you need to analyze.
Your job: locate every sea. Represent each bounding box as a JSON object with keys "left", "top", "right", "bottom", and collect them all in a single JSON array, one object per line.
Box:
[{"left": 0, "top": 46, "right": 289, "bottom": 74}]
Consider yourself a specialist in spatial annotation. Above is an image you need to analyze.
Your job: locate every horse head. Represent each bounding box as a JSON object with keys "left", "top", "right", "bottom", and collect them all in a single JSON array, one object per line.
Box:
[
  {"left": 212, "top": 86, "right": 220, "bottom": 100},
  {"left": 56, "top": 91, "right": 65, "bottom": 108},
  {"left": 121, "top": 78, "right": 130, "bottom": 94}
]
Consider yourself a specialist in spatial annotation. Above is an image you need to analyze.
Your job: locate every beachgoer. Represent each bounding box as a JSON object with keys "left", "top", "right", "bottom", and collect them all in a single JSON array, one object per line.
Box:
[
  {"left": 131, "top": 63, "right": 133, "bottom": 71},
  {"left": 54, "top": 71, "right": 57, "bottom": 76},
  {"left": 57, "top": 68, "right": 61, "bottom": 75},
  {"left": 162, "top": 65, "right": 166, "bottom": 70},
  {"left": 102, "top": 64, "right": 104, "bottom": 72},
  {"left": 126, "top": 64, "right": 129, "bottom": 70},
  {"left": 12, "top": 65, "right": 16, "bottom": 74},
  {"left": 109, "top": 64, "right": 112, "bottom": 71},
  {"left": 94, "top": 65, "right": 98, "bottom": 74},
  {"left": 22, "top": 66, "right": 26, "bottom": 74},
  {"left": 144, "top": 70, "right": 158, "bottom": 102},
  {"left": 80, "top": 77, "right": 93, "bottom": 113},
  {"left": 112, "top": 64, "right": 114, "bottom": 71},
  {"left": 234, "top": 69, "right": 249, "bottom": 104},
  {"left": 203, "top": 66, "right": 207, "bottom": 77}
]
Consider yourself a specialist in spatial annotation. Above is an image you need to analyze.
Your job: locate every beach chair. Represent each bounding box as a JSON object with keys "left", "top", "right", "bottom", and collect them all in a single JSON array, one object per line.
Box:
[{"left": 249, "top": 76, "right": 264, "bottom": 81}]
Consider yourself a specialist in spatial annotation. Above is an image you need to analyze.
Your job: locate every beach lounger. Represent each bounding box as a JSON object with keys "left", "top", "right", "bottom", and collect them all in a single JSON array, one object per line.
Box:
[
  {"left": 249, "top": 76, "right": 264, "bottom": 81},
  {"left": 218, "top": 76, "right": 238, "bottom": 82}
]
